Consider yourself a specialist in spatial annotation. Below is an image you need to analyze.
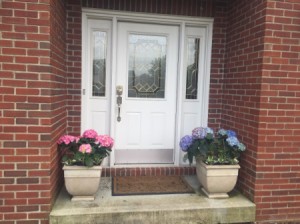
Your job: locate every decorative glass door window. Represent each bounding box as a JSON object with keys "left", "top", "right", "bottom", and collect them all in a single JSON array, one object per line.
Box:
[
  {"left": 186, "top": 38, "right": 200, "bottom": 99},
  {"left": 92, "top": 31, "right": 107, "bottom": 97},
  {"left": 128, "top": 34, "right": 167, "bottom": 98}
]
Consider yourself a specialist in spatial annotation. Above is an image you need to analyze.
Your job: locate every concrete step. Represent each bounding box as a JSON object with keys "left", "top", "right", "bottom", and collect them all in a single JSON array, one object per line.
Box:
[{"left": 50, "top": 176, "right": 255, "bottom": 224}]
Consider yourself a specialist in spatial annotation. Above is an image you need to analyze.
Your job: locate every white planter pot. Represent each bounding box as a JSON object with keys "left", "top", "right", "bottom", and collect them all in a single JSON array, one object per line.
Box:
[
  {"left": 63, "top": 165, "right": 102, "bottom": 201},
  {"left": 196, "top": 157, "right": 240, "bottom": 199}
]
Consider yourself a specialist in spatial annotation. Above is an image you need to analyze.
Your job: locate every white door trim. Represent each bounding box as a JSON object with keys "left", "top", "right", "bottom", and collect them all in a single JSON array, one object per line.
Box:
[{"left": 82, "top": 9, "right": 214, "bottom": 167}]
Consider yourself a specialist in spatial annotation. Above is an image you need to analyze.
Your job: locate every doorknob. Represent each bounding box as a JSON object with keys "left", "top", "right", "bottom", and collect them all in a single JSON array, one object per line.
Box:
[
  {"left": 116, "top": 85, "right": 123, "bottom": 95},
  {"left": 116, "top": 85, "right": 123, "bottom": 122}
]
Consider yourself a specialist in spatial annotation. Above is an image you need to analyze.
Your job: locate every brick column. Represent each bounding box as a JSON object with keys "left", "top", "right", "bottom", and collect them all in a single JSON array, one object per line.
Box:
[
  {"left": 224, "top": 0, "right": 300, "bottom": 222},
  {"left": 0, "top": 0, "right": 67, "bottom": 223}
]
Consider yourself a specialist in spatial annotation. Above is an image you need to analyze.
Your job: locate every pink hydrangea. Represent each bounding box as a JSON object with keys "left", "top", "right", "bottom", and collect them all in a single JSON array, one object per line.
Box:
[
  {"left": 82, "top": 129, "right": 98, "bottom": 139},
  {"left": 79, "top": 144, "right": 92, "bottom": 154},
  {"left": 96, "top": 135, "right": 114, "bottom": 148},
  {"left": 57, "top": 135, "right": 76, "bottom": 145},
  {"left": 75, "top": 137, "right": 80, "bottom": 143}
]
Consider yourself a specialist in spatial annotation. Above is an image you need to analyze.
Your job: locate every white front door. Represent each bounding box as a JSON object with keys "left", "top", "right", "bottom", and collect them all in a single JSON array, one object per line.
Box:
[{"left": 114, "top": 22, "right": 179, "bottom": 164}]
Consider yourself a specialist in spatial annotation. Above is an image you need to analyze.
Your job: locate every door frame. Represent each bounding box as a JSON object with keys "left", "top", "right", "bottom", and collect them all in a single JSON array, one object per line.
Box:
[{"left": 82, "top": 9, "right": 214, "bottom": 167}]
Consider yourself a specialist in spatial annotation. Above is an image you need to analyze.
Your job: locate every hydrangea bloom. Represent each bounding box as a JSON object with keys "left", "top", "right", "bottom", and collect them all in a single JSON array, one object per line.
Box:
[
  {"left": 179, "top": 135, "right": 193, "bottom": 152},
  {"left": 237, "top": 142, "right": 246, "bottom": 151},
  {"left": 205, "top": 127, "right": 214, "bottom": 136},
  {"left": 75, "top": 137, "right": 80, "bottom": 143},
  {"left": 96, "top": 135, "right": 114, "bottom": 148},
  {"left": 218, "top": 129, "right": 227, "bottom": 136},
  {"left": 57, "top": 135, "right": 76, "bottom": 145},
  {"left": 79, "top": 144, "right": 92, "bottom": 154},
  {"left": 58, "top": 129, "right": 113, "bottom": 167},
  {"left": 226, "top": 130, "right": 237, "bottom": 137},
  {"left": 181, "top": 126, "right": 246, "bottom": 165},
  {"left": 192, "top": 127, "right": 206, "bottom": 139},
  {"left": 82, "top": 129, "right": 98, "bottom": 139},
  {"left": 226, "top": 136, "right": 239, "bottom": 147}
]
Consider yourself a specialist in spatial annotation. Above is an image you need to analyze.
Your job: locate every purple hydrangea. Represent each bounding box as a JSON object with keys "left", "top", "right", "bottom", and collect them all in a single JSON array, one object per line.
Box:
[
  {"left": 226, "top": 136, "right": 239, "bottom": 147},
  {"left": 192, "top": 127, "right": 206, "bottom": 139},
  {"left": 226, "top": 130, "right": 237, "bottom": 137},
  {"left": 179, "top": 135, "right": 193, "bottom": 152}
]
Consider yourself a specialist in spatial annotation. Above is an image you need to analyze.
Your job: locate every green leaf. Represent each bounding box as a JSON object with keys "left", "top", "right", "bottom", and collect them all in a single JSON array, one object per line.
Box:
[
  {"left": 206, "top": 133, "right": 214, "bottom": 140},
  {"left": 74, "top": 152, "right": 83, "bottom": 161},
  {"left": 62, "top": 155, "right": 69, "bottom": 162},
  {"left": 93, "top": 154, "right": 104, "bottom": 165},
  {"left": 183, "top": 154, "right": 188, "bottom": 163},
  {"left": 187, "top": 151, "right": 194, "bottom": 164},
  {"left": 68, "top": 143, "right": 79, "bottom": 153},
  {"left": 84, "top": 156, "right": 94, "bottom": 167}
]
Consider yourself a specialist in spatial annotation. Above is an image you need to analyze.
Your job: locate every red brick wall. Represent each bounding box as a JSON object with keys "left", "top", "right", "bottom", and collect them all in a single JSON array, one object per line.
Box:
[
  {"left": 65, "top": 0, "right": 82, "bottom": 135},
  {"left": 208, "top": 0, "right": 227, "bottom": 129},
  {"left": 256, "top": 0, "right": 300, "bottom": 222},
  {"left": 0, "top": 0, "right": 67, "bottom": 223},
  {"left": 224, "top": 0, "right": 265, "bottom": 202},
  {"left": 81, "top": 0, "right": 214, "bottom": 17},
  {"left": 49, "top": 0, "right": 67, "bottom": 211},
  {"left": 224, "top": 0, "right": 300, "bottom": 222}
]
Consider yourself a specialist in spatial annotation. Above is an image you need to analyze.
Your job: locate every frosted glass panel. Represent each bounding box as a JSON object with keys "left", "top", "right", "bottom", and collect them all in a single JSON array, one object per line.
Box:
[
  {"left": 186, "top": 38, "right": 200, "bottom": 99},
  {"left": 92, "top": 31, "right": 107, "bottom": 97},
  {"left": 128, "top": 34, "right": 166, "bottom": 98}
]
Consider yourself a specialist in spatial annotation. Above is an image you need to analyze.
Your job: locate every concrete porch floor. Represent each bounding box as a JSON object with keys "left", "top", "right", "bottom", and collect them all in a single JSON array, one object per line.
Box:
[{"left": 50, "top": 176, "right": 256, "bottom": 224}]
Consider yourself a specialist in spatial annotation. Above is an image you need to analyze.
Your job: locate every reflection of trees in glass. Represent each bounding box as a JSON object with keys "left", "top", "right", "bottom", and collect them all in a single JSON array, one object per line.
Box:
[
  {"left": 93, "top": 59, "right": 106, "bottom": 96},
  {"left": 186, "top": 38, "right": 200, "bottom": 99},
  {"left": 186, "top": 63, "right": 198, "bottom": 99},
  {"left": 128, "top": 56, "right": 166, "bottom": 98}
]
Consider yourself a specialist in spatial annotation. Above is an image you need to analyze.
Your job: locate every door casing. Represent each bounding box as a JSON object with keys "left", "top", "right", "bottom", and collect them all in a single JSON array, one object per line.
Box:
[{"left": 81, "top": 9, "right": 214, "bottom": 167}]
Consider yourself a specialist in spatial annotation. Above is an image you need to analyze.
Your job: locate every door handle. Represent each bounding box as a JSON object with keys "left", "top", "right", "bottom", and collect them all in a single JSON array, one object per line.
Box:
[{"left": 116, "top": 85, "right": 123, "bottom": 122}]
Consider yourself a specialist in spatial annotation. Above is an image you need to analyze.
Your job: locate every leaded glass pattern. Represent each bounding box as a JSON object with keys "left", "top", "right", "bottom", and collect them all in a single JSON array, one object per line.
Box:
[
  {"left": 92, "top": 31, "right": 107, "bottom": 97},
  {"left": 186, "top": 38, "right": 200, "bottom": 99},
  {"left": 128, "top": 34, "right": 166, "bottom": 98}
]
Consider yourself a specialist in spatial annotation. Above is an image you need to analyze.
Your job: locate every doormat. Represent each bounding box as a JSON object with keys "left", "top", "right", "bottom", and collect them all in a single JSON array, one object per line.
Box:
[{"left": 112, "top": 175, "right": 194, "bottom": 196}]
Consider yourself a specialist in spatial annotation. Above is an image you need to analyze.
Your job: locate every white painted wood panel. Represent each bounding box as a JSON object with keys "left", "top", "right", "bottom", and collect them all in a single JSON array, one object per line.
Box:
[{"left": 82, "top": 19, "right": 112, "bottom": 136}]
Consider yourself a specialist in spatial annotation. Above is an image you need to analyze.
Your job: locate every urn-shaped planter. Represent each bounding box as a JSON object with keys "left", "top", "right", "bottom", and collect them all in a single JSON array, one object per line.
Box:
[
  {"left": 196, "top": 157, "right": 240, "bottom": 199},
  {"left": 63, "top": 165, "right": 102, "bottom": 201}
]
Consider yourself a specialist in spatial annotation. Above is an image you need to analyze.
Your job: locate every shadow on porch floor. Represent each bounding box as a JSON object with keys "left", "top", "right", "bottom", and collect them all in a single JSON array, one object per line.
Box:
[{"left": 50, "top": 176, "right": 255, "bottom": 224}]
